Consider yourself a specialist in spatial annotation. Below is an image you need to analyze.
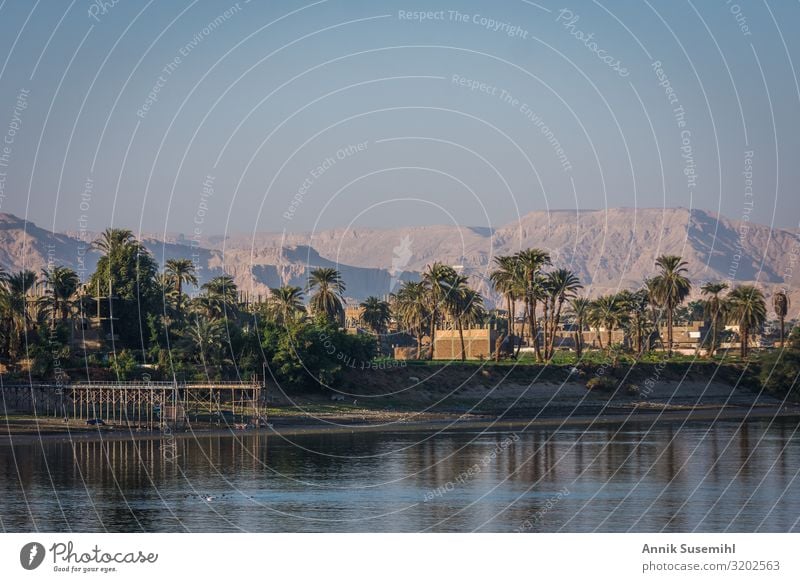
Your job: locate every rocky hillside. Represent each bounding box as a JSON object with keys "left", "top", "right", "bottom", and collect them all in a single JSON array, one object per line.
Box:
[{"left": 0, "top": 208, "right": 797, "bottom": 307}]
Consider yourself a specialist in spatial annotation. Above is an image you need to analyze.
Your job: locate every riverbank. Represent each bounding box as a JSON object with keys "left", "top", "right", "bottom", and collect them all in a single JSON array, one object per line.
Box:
[{"left": 3, "top": 362, "right": 798, "bottom": 443}]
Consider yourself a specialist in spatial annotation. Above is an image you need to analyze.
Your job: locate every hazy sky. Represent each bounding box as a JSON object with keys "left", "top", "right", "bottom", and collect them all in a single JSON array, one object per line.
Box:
[{"left": 0, "top": 0, "right": 798, "bottom": 238}]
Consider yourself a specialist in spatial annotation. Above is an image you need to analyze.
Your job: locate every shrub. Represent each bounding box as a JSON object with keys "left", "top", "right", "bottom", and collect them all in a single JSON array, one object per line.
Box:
[{"left": 585, "top": 375, "right": 617, "bottom": 392}]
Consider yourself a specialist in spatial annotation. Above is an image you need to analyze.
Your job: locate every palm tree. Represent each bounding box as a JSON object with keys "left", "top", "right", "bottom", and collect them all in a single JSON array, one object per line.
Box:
[
  {"left": 165, "top": 258, "right": 197, "bottom": 321},
  {"left": 392, "top": 281, "right": 431, "bottom": 359},
  {"left": 360, "top": 296, "right": 391, "bottom": 355},
  {"left": 516, "top": 249, "right": 551, "bottom": 361},
  {"left": 307, "top": 267, "right": 346, "bottom": 324},
  {"left": 269, "top": 286, "right": 305, "bottom": 326},
  {"left": 41, "top": 266, "right": 80, "bottom": 326},
  {"left": 650, "top": 255, "right": 692, "bottom": 356},
  {"left": 490, "top": 255, "right": 523, "bottom": 353},
  {"left": 701, "top": 281, "right": 729, "bottom": 356},
  {"left": 626, "top": 288, "right": 652, "bottom": 355},
  {"left": 772, "top": 289, "right": 790, "bottom": 347},
  {"left": 544, "top": 268, "right": 582, "bottom": 359},
  {"left": 4, "top": 270, "right": 37, "bottom": 356},
  {"left": 422, "top": 262, "right": 457, "bottom": 359},
  {"left": 590, "top": 294, "right": 628, "bottom": 353},
  {"left": 188, "top": 316, "right": 226, "bottom": 369},
  {"left": 726, "top": 285, "right": 767, "bottom": 358},
  {"left": 444, "top": 277, "right": 484, "bottom": 361},
  {"left": 196, "top": 275, "right": 238, "bottom": 320},
  {"left": 568, "top": 296, "right": 591, "bottom": 358},
  {"left": 92, "top": 228, "right": 137, "bottom": 255}
]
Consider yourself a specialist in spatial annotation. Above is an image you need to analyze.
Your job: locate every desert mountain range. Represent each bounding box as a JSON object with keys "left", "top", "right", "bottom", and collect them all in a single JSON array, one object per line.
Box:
[{"left": 1, "top": 208, "right": 797, "bottom": 309}]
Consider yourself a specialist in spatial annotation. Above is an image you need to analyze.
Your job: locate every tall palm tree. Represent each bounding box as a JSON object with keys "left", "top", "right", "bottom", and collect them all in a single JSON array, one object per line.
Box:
[
  {"left": 197, "top": 275, "right": 238, "bottom": 320},
  {"left": 392, "top": 280, "right": 431, "bottom": 359},
  {"left": 490, "top": 255, "right": 523, "bottom": 350},
  {"left": 41, "top": 266, "right": 80, "bottom": 326},
  {"left": 516, "top": 248, "right": 551, "bottom": 361},
  {"left": 443, "top": 277, "right": 484, "bottom": 361},
  {"left": 590, "top": 294, "right": 628, "bottom": 353},
  {"left": 92, "top": 228, "right": 137, "bottom": 255},
  {"left": 360, "top": 296, "right": 391, "bottom": 355},
  {"left": 422, "top": 262, "right": 457, "bottom": 359},
  {"left": 307, "top": 267, "right": 346, "bottom": 325},
  {"left": 544, "top": 268, "right": 582, "bottom": 359},
  {"left": 165, "top": 258, "right": 198, "bottom": 321},
  {"left": 772, "top": 289, "right": 790, "bottom": 347},
  {"left": 269, "top": 286, "right": 305, "bottom": 326},
  {"left": 650, "top": 255, "right": 692, "bottom": 356},
  {"left": 726, "top": 285, "right": 767, "bottom": 358},
  {"left": 701, "top": 281, "right": 729, "bottom": 357},
  {"left": 4, "top": 270, "right": 37, "bottom": 356},
  {"left": 568, "top": 296, "right": 591, "bottom": 358}
]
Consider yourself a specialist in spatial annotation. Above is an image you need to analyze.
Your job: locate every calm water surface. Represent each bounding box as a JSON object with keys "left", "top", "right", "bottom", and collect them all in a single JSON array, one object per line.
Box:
[{"left": 1, "top": 419, "right": 799, "bottom": 532}]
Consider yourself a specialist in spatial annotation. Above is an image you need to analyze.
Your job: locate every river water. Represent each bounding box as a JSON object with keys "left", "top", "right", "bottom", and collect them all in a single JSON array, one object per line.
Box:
[{"left": 1, "top": 418, "right": 798, "bottom": 532}]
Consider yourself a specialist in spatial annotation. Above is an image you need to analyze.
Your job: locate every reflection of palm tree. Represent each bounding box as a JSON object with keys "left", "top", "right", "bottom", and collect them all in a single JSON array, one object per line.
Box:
[
  {"left": 727, "top": 285, "right": 767, "bottom": 358},
  {"left": 772, "top": 289, "right": 790, "bottom": 347},
  {"left": 307, "top": 268, "right": 345, "bottom": 324},
  {"left": 422, "top": 262, "right": 457, "bottom": 360},
  {"left": 392, "top": 281, "right": 430, "bottom": 359},
  {"left": 41, "top": 266, "right": 80, "bottom": 326},
  {"left": 269, "top": 286, "right": 305, "bottom": 326},
  {"left": 360, "top": 296, "right": 391, "bottom": 355},
  {"left": 165, "top": 259, "right": 197, "bottom": 321},
  {"left": 651, "top": 255, "right": 692, "bottom": 356},
  {"left": 701, "top": 282, "right": 729, "bottom": 356}
]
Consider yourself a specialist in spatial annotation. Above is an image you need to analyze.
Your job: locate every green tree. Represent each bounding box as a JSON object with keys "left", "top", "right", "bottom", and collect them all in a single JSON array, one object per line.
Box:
[
  {"left": 568, "top": 296, "right": 591, "bottom": 358},
  {"left": 726, "top": 285, "right": 767, "bottom": 358},
  {"left": 164, "top": 258, "right": 198, "bottom": 322},
  {"left": 701, "top": 281, "right": 729, "bottom": 356},
  {"left": 41, "top": 266, "right": 80, "bottom": 327},
  {"left": 391, "top": 280, "right": 431, "bottom": 359},
  {"left": 422, "top": 262, "right": 457, "bottom": 360},
  {"left": 650, "top": 255, "right": 692, "bottom": 356},
  {"left": 515, "top": 249, "right": 551, "bottom": 361},
  {"left": 359, "top": 296, "right": 391, "bottom": 355},
  {"left": 544, "top": 268, "right": 582, "bottom": 359},
  {"left": 772, "top": 289, "right": 790, "bottom": 347},
  {"left": 307, "top": 267, "right": 345, "bottom": 325},
  {"left": 268, "top": 286, "right": 305, "bottom": 326}
]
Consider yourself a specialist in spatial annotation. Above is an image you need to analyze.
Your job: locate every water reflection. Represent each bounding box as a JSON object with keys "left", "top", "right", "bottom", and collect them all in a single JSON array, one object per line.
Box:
[{"left": 1, "top": 419, "right": 798, "bottom": 532}]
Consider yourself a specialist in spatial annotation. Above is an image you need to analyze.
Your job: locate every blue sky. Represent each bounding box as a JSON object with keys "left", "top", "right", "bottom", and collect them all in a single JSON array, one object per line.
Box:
[{"left": 0, "top": 0, "right": 798, "bottom": 236}]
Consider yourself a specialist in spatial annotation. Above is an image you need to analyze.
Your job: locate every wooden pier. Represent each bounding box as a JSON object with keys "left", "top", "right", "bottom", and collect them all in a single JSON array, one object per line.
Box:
[{"left": 1, "top": 380, "right": 265, "bottom": 430}]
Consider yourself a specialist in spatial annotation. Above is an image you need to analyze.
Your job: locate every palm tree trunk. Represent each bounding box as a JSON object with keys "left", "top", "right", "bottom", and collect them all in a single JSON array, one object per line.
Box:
[
  {"left": 741, "top": 326, "right": 747, "bottom": 358},
  {"left": 429, "top": 308, "right": 437, "bottom": 360},
  {"left": 416, "top": 331, "right": 422, "bottom": 360},
  {"left": 458, "top": 319, "right": 466, "bottom": 361},
  {"left": 667, "top": 308, "right": 674, "bottom": 356},
  {"left": 531, "top": 299, "right": 542, "bottom": 361},
  {"left": 780, "top": 317, "right": 785, "bottom": 348}
]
